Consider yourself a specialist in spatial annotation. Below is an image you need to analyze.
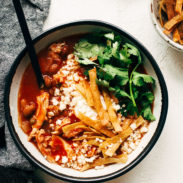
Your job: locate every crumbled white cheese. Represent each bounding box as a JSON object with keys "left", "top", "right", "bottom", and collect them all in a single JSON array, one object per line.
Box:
[
  {"left": 67, "top": 54, "right": 74, "bottom": 60},
  {"left": 81, "top": 148, "right": 86, "bottom": 153},
  {"left": 52, "top": 98, "right": 59, "bottom": 106},
  {"left": 122, "top": 104, "right": 126, "bottom": 108},
  {"left": 127, "top": 148, "right": 132, "bottom": 154},
  {"left": 77, "top": 155, "right": 86, "bottom": 165},
  {"left": 54, "top": 88, "right": 60, "bottom": 96},
  {"left": 129, "top": 142, "right": 136, "bottom": 150},
  {"left": 83, "top": 139, "right": 87, "bottom": 143},
  {"left": 85, "top": 156, "right": 96, "bottom": 163},
  {"left": 67, "top": 75, "right": 73, "bottom": 81},
  {"left": 73, "top": 143, "right": 78, "bottom": 147},
  {"left": 55, "top": 155, "right": 60, "bottom": 162},
  {"left": 62, "top": 156, "right": 68, "bottom": 164},
  {"left": 48, "top": 111, "right": 54, "bottom": 116},
  {"left": 107, "top": 143, "right": 114, "bottom": 148},
  {"left": 73, "top": 73, "right": 79, "bottom": 82},
  {"left": 62, "top": 70, "right": 69, "bottom": 75},
  {"left": 140, "top": 126, "right": 148, "bottom": 133},
  {"left": 56, "top": 119, "right": 62, "bottom": 125},
  {"left": 130, "top": 123, "right": 137, "bottom": 130},
  {"left": 49, "top": 123, "right": 54, "bottom": 127},
  {"left": 112, "top": 103, "right": 121, "bottom": 111},
  {"left": 119, "top": 138, "right": 123, "bottom": 143},
  {"left": 135, "top": 140, "right": 140, "bottom": 146},
  {"left": 96, "top": 138, "right": 103, "bottom": 143},
  {"left": 59, "top": 102, "right": 66, "bottom": 111}
]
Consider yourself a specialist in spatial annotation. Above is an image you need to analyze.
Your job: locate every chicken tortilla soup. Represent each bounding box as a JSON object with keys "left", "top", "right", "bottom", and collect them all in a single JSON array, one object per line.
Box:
[{"left": 18, "top": 32, "right": 156, "bottom": 171}]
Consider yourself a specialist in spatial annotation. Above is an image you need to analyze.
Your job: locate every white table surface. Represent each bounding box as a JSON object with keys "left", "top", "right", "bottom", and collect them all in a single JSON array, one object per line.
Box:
[{"left": 34, "top": 0, "right": 183, "bottom": 182}]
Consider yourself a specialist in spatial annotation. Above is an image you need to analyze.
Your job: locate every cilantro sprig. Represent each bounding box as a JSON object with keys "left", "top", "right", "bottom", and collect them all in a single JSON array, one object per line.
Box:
[{"left": 74, "top": 32, "right": 156, "bottom": 121}]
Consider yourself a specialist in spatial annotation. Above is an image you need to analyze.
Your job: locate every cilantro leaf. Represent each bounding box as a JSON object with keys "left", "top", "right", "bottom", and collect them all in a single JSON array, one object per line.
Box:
[
  {"left": 74, "top": 39, "right": 104, "bottom": 59},
  {"left": 112, "top": 41, "right": 120, "bottom": 59},
  {"left": 119, "top": 48, "right": 132, "bottom": 66},
  {"left": 102, "top": 64, "right": 129, "bottom": 85},
  {"left": 116, "top": 89, "right": 131, "bottom": 99},
  {"left": 97, "top": 68, "right": 114, "bottom": 81},
  {"left": 132, "top": 72, "right": 155, "bottom": 86},
  {"left": 140, "top": 92, "right": 154, "bottom": 103},
  {"left": 142, "top": 106, "right": 156, "bottom": 121},
  {"left": 124, "top": 43, "right": 141, "bottom": 61},
  {"left": 100, "top": 46, "right": 113, "bottom": 61},
  {"left": 96, "top": 79, "right": 110, "bottom": 88}
]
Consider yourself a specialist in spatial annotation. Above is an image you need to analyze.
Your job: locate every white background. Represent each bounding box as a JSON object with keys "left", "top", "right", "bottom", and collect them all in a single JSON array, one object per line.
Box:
[{"left": 34, "top": 0, "right": 183, "bottom": 182}]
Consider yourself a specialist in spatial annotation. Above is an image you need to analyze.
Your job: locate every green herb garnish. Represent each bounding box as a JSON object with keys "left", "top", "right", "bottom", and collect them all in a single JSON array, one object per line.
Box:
[{"left": 74, "top": 32, "right": 156, "bottom": 121}]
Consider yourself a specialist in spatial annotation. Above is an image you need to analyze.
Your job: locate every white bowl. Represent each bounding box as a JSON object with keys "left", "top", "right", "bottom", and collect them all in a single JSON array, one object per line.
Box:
[
  {"left": 4, "top": 20, "right": 168, "bottom": 182},
  {"left": 151, "top": 0, "right": 183, "bottom": 51}
]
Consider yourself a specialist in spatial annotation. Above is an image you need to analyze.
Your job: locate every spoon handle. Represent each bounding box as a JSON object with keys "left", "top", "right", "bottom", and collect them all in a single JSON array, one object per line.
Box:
[{"left": 12, "top": 0, "right": 44, "bottom": 88}]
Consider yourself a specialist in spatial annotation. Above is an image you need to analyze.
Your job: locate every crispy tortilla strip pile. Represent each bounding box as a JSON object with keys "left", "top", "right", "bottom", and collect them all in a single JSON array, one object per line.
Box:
[
  {"left": 81, "top": 154, "right": 128, "bottom": 171},
  {"left": 100, "top": 116, "right": 145, "bottom": 157},
  {"left": 76, "top": 112, "right": 115, "bottom": 137},
  {"left": 159, "top": 0, "right": 183, "bottom": 44},
  {"left": 89, "top": 68, "right": 109, "bottom": 126},
  {"left": 77, "top": 67, "right": 122, "bottom": 133},
  {"left": 66, "top": 67, "right": 148, "bottom": 170}
]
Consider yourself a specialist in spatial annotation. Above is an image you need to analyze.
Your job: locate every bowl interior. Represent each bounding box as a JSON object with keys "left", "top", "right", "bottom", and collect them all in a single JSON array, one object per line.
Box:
[
  {"left": 151, "top": 0, "right": 183, "bottom": 51},
  {"left": 9, "top": 23, "right": 163, "bottom": 179}
]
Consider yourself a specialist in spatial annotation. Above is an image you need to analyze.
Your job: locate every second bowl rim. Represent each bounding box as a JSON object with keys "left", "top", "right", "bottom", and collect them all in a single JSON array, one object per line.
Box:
[{"left": 150, "top": 0, "right": 183, "bottom": 51}]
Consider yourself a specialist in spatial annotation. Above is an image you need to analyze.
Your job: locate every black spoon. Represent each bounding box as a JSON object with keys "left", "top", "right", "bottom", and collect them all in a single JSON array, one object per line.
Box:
[{"left": 12, "top": 0, "right": 44, "bottom": 88}]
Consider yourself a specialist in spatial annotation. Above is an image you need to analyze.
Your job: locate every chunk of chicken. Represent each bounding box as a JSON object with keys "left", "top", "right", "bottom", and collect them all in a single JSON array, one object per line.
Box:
[{"left": 28, "top": 92, "right": 49, "bottom": 140}]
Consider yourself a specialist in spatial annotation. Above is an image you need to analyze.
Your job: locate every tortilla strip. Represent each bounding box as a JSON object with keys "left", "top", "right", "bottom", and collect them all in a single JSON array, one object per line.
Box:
[
  {"left": 164, "top": 11, "right": 183, "bottom": 30},
  {"left": 89, "top": 68, "right": 109, "bottom": 126},
  {"left": 173, "top": 28, "right": 181, "bottom": 42},
  {"left": 121, "top": 118, "right": 133, "bottom": 130},
  {"left": 166, "top": 1, "right": 175, "bottom": 20},
  {"left": 87, "top": 139, "right": 100, "bottom": 146},
  {"left": 76, "top": 80, "right": 94, "bottom": 107},
  {"left": 175, "top": 0, "right": 183, "bottom": 14},
  {"left": 100, "top": 116, "right": 145, "bottom": 157},
  {"left": 80, "top": 154, "right": 128, "bottom": 171},
  {"left": 76, "top": 112, "right": 115, "bottom": 137},
  {"left": 83, "top": 131, "right": 102, "bottom": 136},
  {"left": 73, "top": 136, "right": 106, "bottom": 141},
  {"left": 75, "top": 82, "right": 85, "bottom": 97},
  {"left": 159, "top": 0, "right": 167, "bottom": 26},
  {"left": 62, "top": 122, "right": 92, "bottom": 137},
  {"left": 102, "top": 89, "right": 122, "bottom": 132},
  {"left": 83, "top": 80, "right": 94, "bottom": 107},
  {"left": 178, "top": 21, "right": 183, "bottom": 38}
]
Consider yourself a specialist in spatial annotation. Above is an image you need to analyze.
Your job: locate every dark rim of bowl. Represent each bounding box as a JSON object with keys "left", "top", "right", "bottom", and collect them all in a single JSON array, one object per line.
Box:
[{"left": 4, "top": 20, "right": 168, "bottom": 183}]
